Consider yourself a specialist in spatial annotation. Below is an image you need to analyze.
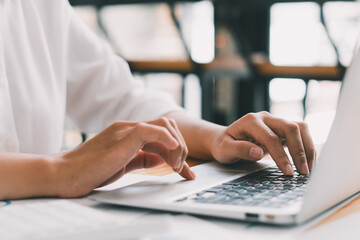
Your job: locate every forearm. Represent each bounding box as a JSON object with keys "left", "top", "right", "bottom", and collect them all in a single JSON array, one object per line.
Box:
[
  {"left": 0, "top": 153, "right": 58, "bottom": 200},
  {"left": 165, "top": 111, "right": 226, "bottom": 160}
]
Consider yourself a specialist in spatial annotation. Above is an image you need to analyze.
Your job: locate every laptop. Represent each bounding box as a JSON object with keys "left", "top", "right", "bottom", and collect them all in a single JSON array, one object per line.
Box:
[{"left": 89, "top": 48, "right": 360, "bottom": 225}]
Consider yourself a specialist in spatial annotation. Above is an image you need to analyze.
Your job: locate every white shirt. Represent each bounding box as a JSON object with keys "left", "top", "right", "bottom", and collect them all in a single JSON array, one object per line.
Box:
[{"left": 0, "top": 0, "right": 181, "bottom": 154}]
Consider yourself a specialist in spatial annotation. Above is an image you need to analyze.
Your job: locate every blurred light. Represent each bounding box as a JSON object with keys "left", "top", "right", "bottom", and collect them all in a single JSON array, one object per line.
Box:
[
  {"left": 101, "top": 4, "right": 188, "bottom": 61},
  {"left": 270, "top": 78, "right": 306, "bottom": 102},
  {"left": 184, "top": 74, "right": 201, "bottom": 118},
  {"left": 190, "top": 1, "right": 215, "bottom": 64},
  {"left": 270, "top": 2, "right": 337, "bottom": 66},
  {"left": 306, "top": 80, "right": 320, "bottom": 99},
  {"left": 323, "top": 2, "right": 360, "bottom": 66}
]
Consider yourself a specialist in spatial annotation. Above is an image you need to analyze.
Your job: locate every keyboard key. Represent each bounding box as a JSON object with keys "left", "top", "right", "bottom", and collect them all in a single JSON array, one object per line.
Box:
[{"left": 180, "top": 166, "right": 309, "bottom": 208}]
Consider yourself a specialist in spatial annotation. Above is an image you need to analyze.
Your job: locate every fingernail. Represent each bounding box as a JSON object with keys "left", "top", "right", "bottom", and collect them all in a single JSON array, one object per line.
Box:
[
  {"left": 285, "top": 164, "right": 294, "bottom": 175},
  {"left": 170, "top": 139, "right": 179, "bottom": 149},
  {"left": 309, "top": 160, "right": 315, "bottom": 170},
  {"left": 308, "top": 161, "right": 313, "bottom": 170},
  {"left": 190, "top": 170, "right": 196, "bottom": 179},
  {"left": 302, "top": 162, "right": 310, "bottom": 175},
  {"left": 249, "top": 147, "right": 264, "bottom": 159}
]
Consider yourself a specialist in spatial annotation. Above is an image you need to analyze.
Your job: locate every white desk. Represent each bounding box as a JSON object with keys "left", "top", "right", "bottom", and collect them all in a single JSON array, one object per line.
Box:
[{"left": 2, "top": 162, "right": 359, "bottom": 239}]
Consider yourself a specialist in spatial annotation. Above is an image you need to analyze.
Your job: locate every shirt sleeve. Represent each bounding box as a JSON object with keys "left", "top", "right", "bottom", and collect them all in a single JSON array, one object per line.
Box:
[{"left": 64, "top": 2, "right": 182, "bottom": 133}]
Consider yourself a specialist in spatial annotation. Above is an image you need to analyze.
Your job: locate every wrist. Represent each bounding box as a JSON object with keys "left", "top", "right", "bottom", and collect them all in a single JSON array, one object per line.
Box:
[
  {"left": 194, "top": 122, "right": 226, "bottom": 161},
  {"left": 46, "top": 153, "right": 65, "bottom": 197},
  {"left": 53, "top": 147, "right": 102, "bottom": 198},
  {"left": 52, "top": 151, "right": 87, "bottom": 198},
  {"left": 205, "top": 124, "right": 227, "bottom": 161},
  {"left": 164, "top": 111, "right": 227, "bottom": 161},
  {"left": 26, "top": 153, "right": 61, "bottom": 198}
]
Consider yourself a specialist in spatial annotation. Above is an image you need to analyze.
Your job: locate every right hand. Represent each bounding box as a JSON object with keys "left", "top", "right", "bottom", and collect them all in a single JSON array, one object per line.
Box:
[
  {"left": 210, "top": 112, "right": 315, "bottom": 175},
  {"left": 55, "top": 117, "right": 196, "bottom": 198}
]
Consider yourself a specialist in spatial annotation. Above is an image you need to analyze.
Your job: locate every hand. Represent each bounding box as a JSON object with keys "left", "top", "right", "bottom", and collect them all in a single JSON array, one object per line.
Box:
[
  {"left": 55, "top": 117, "right": 195, "bottom": 198},
  {"left": 210, "top": 112, "right": 316, "bottom": 175}
]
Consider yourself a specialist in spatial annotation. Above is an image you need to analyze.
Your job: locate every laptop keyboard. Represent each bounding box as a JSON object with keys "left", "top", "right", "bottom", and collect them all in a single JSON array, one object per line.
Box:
[{"left": 177, "top": 167, "right": 310, "bottom": 208}]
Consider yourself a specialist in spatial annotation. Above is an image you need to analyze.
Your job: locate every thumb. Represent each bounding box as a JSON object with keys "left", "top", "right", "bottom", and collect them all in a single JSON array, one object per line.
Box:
[
  {"left": 97, "top": 151, "right": 165, "bottom": 187},
  {"left": 224, "top": 140, "right": 264, "bottom": 163},
  {"left": 125, "top": 151, "right": 165, "bottom": 174}
]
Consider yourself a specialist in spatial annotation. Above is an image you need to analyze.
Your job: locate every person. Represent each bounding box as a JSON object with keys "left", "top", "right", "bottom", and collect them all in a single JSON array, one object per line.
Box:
[{"left": 0, "top": 0, "right": 315, "bottom": 200}]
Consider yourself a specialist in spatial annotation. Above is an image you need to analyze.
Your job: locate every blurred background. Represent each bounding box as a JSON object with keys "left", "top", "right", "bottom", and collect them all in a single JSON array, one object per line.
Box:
[{"left": 63, "top": 0, "right": 360, "bottom": 151}]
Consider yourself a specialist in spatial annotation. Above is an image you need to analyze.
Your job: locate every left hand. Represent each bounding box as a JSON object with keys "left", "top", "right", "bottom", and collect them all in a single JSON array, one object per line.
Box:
[
  {"left": 56, "top": 117, "right": 195, "bottom": 198},
  {"left": 210, "top": 112, "right": 316, "bottom": 175},
  {"left": 98, "top": 117, "right": 193, "bottom": 187}
]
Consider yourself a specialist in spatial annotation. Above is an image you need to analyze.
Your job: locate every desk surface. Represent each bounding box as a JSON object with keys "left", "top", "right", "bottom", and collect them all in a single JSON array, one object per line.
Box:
[
  {"left": 2, "top": 159, "right": 355, "bottom": 238},
  {"left": 133, "top": 159, "right": 360, "bottom": 229}
]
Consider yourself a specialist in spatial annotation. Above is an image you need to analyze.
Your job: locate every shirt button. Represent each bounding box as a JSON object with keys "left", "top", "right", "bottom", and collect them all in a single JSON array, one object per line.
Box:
[{"left": 4, "top": 139, "right": 16, "bottom": 152}]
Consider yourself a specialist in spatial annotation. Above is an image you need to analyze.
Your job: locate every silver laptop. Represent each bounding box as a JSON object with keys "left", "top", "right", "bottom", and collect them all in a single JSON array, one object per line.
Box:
[{"left": 89, "top": 49, "right": 360, "bottom": 225}]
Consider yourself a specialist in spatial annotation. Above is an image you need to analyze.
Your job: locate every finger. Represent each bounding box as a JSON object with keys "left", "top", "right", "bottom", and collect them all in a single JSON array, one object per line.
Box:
[
  {"left": 178, "top": 162, "right": 196, "bottom": 180},
  {"left": 218, "top": 137, "right": 264, "bottom": 164},
  {"left": 135, "top": 147, "right": 194, "bottom": 181},
  {"left": 143, "top": 141, "right": 189, "bottom": 177},
  {"left": 264, "top": 117, "right": 309, "bottom": 175},
  {"left": 149, "top": 117, "right": 185, "bottom": 172},
  {"left": 114, "top": 123, "right": 178, "bottom": 169},
  {"left": 99, "top": 151, "right": 165, "bottom": 187},
  {"left": 297, "top": 122, "right": 316, "bottom": 170},
  {"left": 125, "top": 151, "right": 165, "bottom": 174},
  {"left": 248, "top": 120, "right": 294, "bottom": 175},
  {"left": 160, "top": 118, "right": 184, "bottom": 172},
  {"left": 142, "top": 142, "right": 169, "bottom": 161},
  {"left": 169, "top": 118, "right": 188, "bottom": 172},
  {"left": 130, "top": 122, "right": 179, "bottom": 150}
]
